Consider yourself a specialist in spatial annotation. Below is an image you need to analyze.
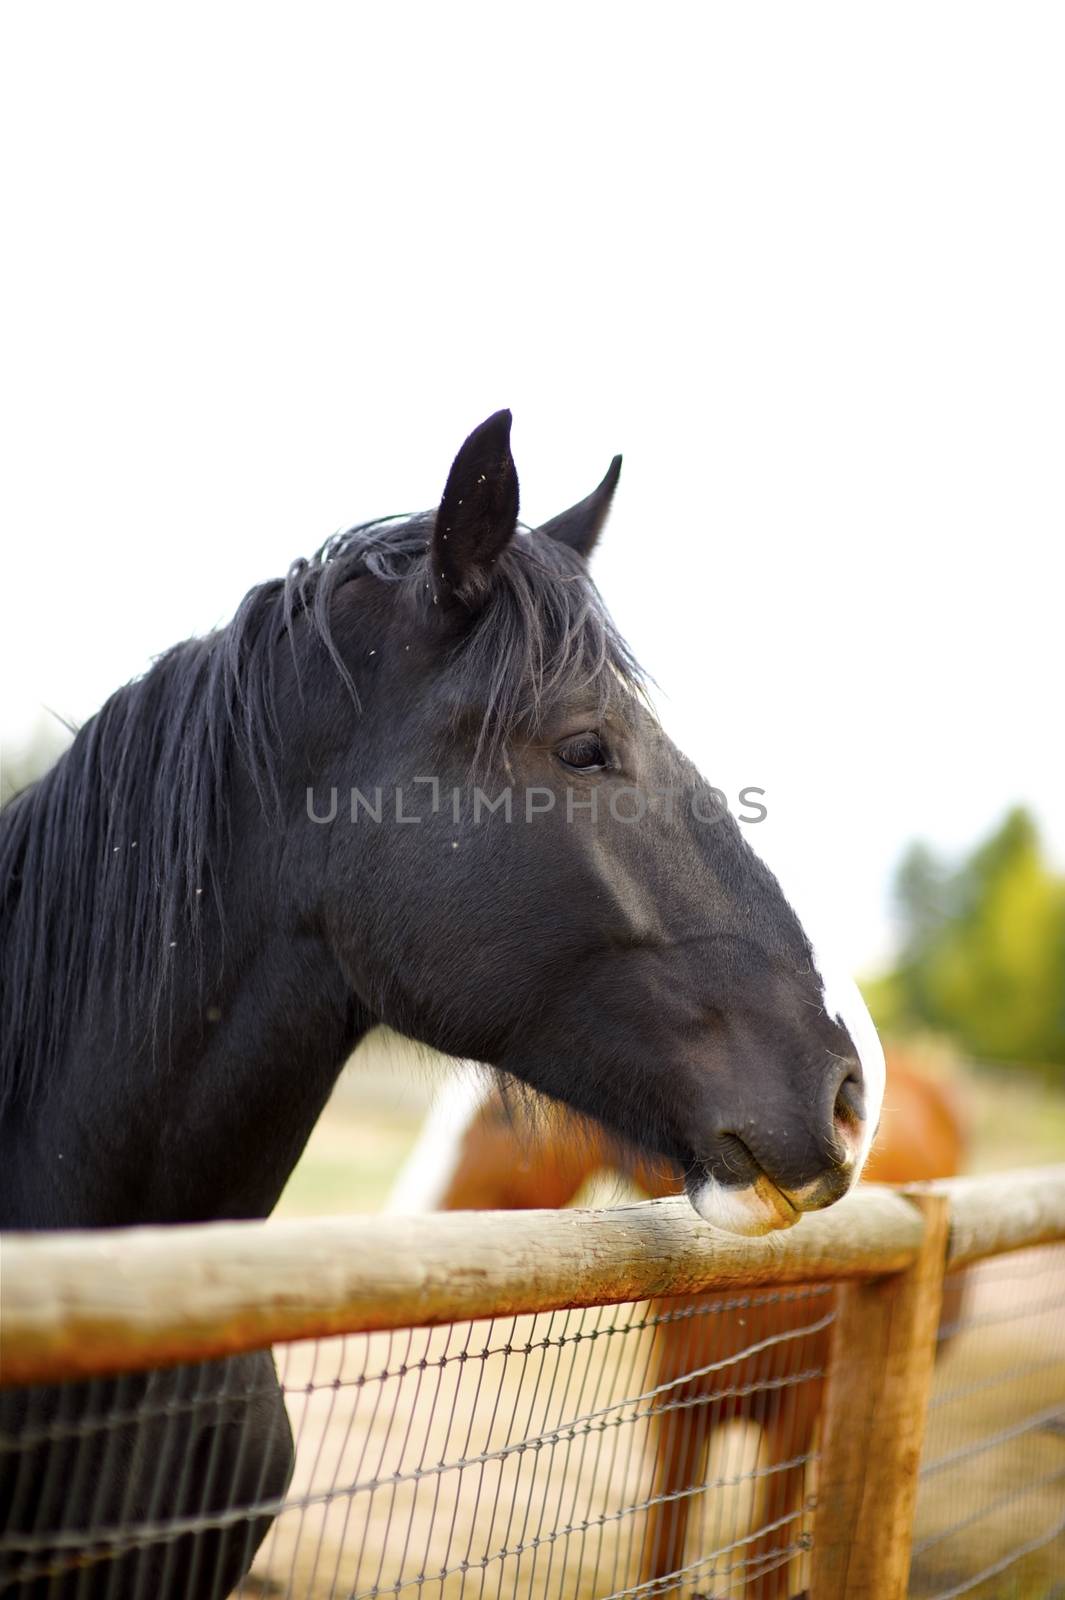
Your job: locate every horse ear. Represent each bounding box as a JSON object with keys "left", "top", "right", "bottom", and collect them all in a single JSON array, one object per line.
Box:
[
  {"left": 538, "top": 455, "right": 622, "bottom": 559},
  {"left": 433, "top": 411, "right": 520, "bottom": 606}
]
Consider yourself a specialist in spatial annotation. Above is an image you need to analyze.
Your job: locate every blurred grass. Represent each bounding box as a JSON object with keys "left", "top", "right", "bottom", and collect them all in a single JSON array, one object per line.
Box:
[
  {"left": 275, "top": 1029, "right": 435, "bottom": 1217},
  {"left": 275, "top": 1099, "right": 419, "bottom": 1216},
  {"left": 962, "top": 1064, "right": 1065, "bottom": 1173}
]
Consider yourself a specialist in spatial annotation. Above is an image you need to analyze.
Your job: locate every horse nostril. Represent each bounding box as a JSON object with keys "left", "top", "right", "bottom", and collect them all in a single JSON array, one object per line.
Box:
[{"left": 833, "top": 1064, "right": 865, "bottom": 1132}]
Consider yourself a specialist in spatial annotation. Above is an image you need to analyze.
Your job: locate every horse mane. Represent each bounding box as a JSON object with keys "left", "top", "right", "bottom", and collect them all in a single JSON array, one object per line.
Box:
[{"left": 0, "top": 514, "right": 643, "bottom": 1113}]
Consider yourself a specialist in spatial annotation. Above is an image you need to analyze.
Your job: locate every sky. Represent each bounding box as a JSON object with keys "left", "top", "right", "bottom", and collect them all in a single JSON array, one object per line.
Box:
[{"left": 1, "top": 3, "right": 1062, "bottom": 973}]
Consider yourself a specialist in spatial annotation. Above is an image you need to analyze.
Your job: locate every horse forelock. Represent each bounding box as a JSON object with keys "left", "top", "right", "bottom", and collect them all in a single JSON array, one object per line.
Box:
[{"left": 312, "top": 512, "right": 646, "bottom": 763}]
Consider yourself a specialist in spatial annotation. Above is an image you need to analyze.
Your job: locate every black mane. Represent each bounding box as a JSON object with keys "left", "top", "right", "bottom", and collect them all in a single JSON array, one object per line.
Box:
[{"left": 0, "top": 514, "right": 641, "bottom": 1113}]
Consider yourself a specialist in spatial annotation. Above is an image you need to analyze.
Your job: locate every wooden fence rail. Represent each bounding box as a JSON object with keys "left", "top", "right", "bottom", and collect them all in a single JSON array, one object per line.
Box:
[{"left": 2, "top": 1166, "right": 1063, "bottom": 1388}]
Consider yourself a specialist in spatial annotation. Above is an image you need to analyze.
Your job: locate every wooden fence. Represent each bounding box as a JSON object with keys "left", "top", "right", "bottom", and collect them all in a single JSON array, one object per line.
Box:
[{"left": 2, "top": 1165, "right": 1064, "bottom": 1598}]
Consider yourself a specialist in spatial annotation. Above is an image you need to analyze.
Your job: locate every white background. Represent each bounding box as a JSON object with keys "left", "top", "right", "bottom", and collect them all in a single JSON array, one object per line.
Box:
[{"left": 2, "top": 3, "right": 1062, "bottom": 970}]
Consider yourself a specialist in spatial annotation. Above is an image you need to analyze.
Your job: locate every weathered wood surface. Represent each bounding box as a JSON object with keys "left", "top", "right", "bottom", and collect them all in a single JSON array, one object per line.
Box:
[
  {"left": 1, "top": 1168, "right": 1062, "bottom": 1388},
  {"left": 926, "top": 1164, "right": 1065, "bottom": 1267},
  {"left": 1, "top": 1187, "right": 922, "bottom": 1386},
  {"left": 810, "top": 1192, "right": 951, "bottom": 1600}
]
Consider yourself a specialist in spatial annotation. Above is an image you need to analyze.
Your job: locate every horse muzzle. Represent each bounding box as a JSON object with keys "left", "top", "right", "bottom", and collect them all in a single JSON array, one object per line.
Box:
[{"left": 684, "top": 1128, "right": 860, "bottom": 1237}]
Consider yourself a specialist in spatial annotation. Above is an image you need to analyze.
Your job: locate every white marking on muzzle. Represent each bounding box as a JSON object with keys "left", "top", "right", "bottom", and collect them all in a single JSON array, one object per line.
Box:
[
  {"left": 687, "top": 1175, "right": 800, "bottom": 1237},
  {"left": 752, "top": 848, "right": 887, "bottom": 1191},
  {"left": 809, "top": 944, "right": 886, "bottom": 1176}
]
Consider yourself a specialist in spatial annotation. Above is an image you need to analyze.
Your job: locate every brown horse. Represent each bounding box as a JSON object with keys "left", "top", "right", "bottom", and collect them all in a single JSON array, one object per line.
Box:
[{"left": 389, "top": 1051, "right": 966, "bottom": 1598}]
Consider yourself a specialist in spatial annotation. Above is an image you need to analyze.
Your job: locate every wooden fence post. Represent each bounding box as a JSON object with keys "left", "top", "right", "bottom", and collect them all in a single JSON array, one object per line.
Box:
[{"left": 810, "top": 1192, "right": 950, "bottom": 1599}]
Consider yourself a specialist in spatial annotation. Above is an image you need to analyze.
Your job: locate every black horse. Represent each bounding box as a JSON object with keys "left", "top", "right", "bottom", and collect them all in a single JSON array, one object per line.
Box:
[{"left": 0, "top": 413, "right": 884, "bottom": 1596}]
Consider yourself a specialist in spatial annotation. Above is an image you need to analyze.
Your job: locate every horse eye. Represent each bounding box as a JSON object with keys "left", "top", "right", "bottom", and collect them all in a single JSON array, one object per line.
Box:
[{"left": 556, "top": 732, "right": 608, "bottom": 772}]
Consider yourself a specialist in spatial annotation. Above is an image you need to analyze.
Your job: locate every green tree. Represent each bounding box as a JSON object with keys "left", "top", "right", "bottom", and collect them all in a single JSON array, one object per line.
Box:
[{"left": 873, "top": 808, "right": 1065, "bottom": 1076}]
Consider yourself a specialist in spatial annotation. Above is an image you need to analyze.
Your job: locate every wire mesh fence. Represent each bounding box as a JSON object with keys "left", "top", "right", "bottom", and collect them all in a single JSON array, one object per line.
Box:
[
  {"left": 2, "top": 1181, "right": 1064, "bottom": 1600},
  {"left": 908, "top": 1243, "right": 1065, "bottom": 1600},
  {"left": 1, "top": 1286, "right": 832, "bottom": 1599}
]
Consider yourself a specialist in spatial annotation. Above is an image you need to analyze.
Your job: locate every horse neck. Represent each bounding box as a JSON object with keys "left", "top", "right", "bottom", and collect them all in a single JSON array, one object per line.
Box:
[
  {"left": 2, "top": 799, "right": 371, "bottom": 1231},
  {"left": 145, "top": 920, "right": 371, "bottom": 1224}
]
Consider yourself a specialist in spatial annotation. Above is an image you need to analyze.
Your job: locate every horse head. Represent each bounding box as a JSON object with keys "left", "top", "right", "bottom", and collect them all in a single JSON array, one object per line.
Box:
[{"left": 304, "top": 412, "right": 885, "bottom": 1235}]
